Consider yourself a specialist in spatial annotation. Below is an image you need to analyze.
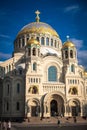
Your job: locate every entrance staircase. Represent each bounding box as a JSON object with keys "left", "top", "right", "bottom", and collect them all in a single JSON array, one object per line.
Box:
[{"left": 25, "top": 116, "right": 87, "bottom": 124}]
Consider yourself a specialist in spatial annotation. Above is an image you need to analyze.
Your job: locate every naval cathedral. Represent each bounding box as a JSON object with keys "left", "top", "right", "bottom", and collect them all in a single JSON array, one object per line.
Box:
[{"left": 0, "top": 10, "right": 87, "bottom": 120}]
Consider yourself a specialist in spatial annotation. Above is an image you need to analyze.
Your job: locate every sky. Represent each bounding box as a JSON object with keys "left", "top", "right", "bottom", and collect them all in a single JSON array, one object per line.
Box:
[{"left": 0, "top": 0, "right": 87, "bottom": 69}]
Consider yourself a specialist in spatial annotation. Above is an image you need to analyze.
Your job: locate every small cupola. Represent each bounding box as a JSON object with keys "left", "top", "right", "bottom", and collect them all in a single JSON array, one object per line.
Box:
[
  {"left": 27, "top": 37, "right": 40, "bottom": 46},
  {"left": 62, "top": 36, "right": 75, "bottom": 49}
]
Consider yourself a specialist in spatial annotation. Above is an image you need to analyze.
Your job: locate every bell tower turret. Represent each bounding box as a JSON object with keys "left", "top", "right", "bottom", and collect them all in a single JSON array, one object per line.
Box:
[
  {"left": 25, "top": 37, "right": 40, "bottom": 58},
  {"left": 62, "top": 36, "right": 78, "bottom": 76},
  {"left": 62, "top": 36, "right": 77, "bottom": 65},
  {"left": 25, "top": 37, "right": 40, "bottom": 72}
]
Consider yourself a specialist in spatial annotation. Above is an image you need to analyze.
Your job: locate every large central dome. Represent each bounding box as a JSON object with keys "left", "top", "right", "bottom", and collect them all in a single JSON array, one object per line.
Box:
[
  {"left": 14, "top": 10, "right": 62, "bottom": 54},
  {"left": 17, "top": 22, "right": 59, "bottom": 37}
]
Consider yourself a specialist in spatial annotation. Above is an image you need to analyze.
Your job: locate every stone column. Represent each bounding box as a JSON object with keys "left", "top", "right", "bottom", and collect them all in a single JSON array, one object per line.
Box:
[
  {"left": 24, "top": 34, "right": 26, "bottom": 46},
  {"left": 64, "top": 103, "right": 67, "bottom": 117},
  {"left": 44, "top": 36, "right": 46, "bottom": 46},
  {"left": 43, "top": 102, "right": 50, "bottom": 117},
  {"left": 20, "top": 38, "right": 22, "bottom": 48},
  {"left": 43, "top": 102, "right": 46, "bottom": 117},
  {"left": 39, "top": 36, "right": 41, "bottom": 45},
  {"left": 27, "top": 106, "right": 31, "bottom": 117},
  {"left": 49, "top": 37, "right": 51, "bottom": 46},
  {"left": 80, "top": 103, "right": 83, "bottom": 117},
  {"left": 39, "top": 103, "right": 42, "bottom": 117}
]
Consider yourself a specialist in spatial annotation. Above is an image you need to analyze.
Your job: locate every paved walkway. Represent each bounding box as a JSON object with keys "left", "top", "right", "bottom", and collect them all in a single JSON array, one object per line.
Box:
[
  {"left": 1, "top": 117, "right": 87, "bottom": 130},
  {"left": 11, "top": 117, "right": 87, "bottom": 130},
  {"left": 12, "top": 116, "right": 87, "bottom": 127},
  {"left": 24, "top": 116, "right": 87, "bottom": 124}
]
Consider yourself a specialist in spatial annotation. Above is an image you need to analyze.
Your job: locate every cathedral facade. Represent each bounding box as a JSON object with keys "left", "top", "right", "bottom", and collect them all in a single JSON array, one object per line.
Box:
[{"left": 0, "top": 11, "right": 87, "bottom": 120}]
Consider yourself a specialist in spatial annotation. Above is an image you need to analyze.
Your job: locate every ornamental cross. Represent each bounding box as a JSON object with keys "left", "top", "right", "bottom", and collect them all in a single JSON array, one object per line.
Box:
[{"left": 35, "top": 10, "right": 40, "bottom": 22}]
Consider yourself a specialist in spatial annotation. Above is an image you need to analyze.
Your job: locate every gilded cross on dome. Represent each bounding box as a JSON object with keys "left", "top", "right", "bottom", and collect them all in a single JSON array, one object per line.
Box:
[{"left": 35, "top": 10, "right": 40, "bottom": 22}]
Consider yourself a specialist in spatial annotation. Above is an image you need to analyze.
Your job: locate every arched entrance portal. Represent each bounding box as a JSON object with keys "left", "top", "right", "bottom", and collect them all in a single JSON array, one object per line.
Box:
[
  {"left": 69, "top": 100, "right": 81, "bottom": 116},
  {"left": 43, "top": 92, "right": 66, "bottom": 117},
  {"left": 50, "top": 100, "right": 58, "bottom": 116},
  {"left": 27, "top": 99, "right": 40, "bottom": 117},
  {"left": 31, "top": 101, "right": 40, "bottom": 117},
  {"left": 50, "top": 94, "right": 64, "bottom": 117},
  {"left": 31, "top": 102, "right": 37, "bottom": 116},
  {"left": 71, "top": 101, "right": 80, "bottom": 116}
]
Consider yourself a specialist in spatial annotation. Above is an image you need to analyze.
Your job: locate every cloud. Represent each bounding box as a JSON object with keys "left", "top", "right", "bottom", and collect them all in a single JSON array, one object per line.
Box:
[
  {"left": 70, "top": 38, "right": 83, "bottom": 49},
  {"left": 0, "top": 34, "right": 10, "bottom": 39},
  {"left": 70, "top": 38, "right": 87, "bottom": 68},
  {"left": 0, "top": 52, "right": 11, "bottom": 59},
  {"left": 64, "top": 5, "right": 80, "bottom": 13},
  {"left": 78, "top": 50, "right": 87, "bottom": 58},
  {"left": 78, "top": 50, "right": 87, "bottom": 69}
]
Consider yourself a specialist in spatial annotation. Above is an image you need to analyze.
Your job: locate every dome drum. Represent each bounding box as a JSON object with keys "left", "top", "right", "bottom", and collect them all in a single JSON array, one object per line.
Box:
[{"left": 14, "top": 33, "right": 62, "bottom": 53}]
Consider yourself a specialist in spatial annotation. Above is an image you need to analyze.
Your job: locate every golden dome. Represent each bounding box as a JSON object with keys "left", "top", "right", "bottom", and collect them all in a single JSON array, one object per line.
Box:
[
  {"left": 17, "top": 22, "right": 59, "bottom": 37},
  {"left": 27, "top": 37, "right": 40, "bottom": 45},
  {"left": 16, "top": 10, "right": 59, "bottom": 38},
  {"left": 62, "top": 41, "right": 75, "bottom": 48}
]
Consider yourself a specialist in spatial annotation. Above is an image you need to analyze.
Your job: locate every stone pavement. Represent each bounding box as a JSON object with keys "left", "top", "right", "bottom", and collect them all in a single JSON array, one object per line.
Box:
[
  {"left": 23, "top": 116, "right": 87, "bottom": 124},
  {"left": 11, "top": 117, "right": 87, "bottom": 130},
  {"left": 1, "top": 116, "right": 87, "bottom": 130},
  {"left": 11, "top": 116, "right": 87, "bottom": 127},
  {"left": 12, "top": 124, "right": 87, "bottom": 130}
]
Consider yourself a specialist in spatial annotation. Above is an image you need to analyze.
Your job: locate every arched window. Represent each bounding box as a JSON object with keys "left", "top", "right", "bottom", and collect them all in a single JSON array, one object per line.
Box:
[
  {"left": 54, "top": 40, "right": 57, "bottom": 47},
  {"left": 71, "top": 64, "right": 75, "bottom": 72},
  {"left": 29, "top": 86, "right": 38, "bottom": 94},
  {"left": 41, "top": 37, "right": 44, "bottom": 45},
  {"left": 65, "top": 50, "right": 68, "bottom": 58},
  {"left": 27, "top": 37, "right": 29, "bottom": 41},
  {"left": 22, "top": 38, "right": 25, "bottom": 47},
  {"left": 36, "top": 37, "right": 39, "bottom": 42},
  {"left": 32, "top": 86, "right": 38, "bottom": 94},
  {"left": 19, "top": 69, "right": 22, "bottom": 75},
  {"left": 6, "top": 102, "right": 9, "bottom": 111},
  {"left": 48, "top": 66, "right": 57, "bottom": 81},
  {"left": 33, "top": 62, "right": 37, "bottom": 71},
  {"left": 51, "top": 39, "right": 53, "bottom": 46},
  {"left": 32, "top": 48, "right": 36, "bottom": 56},
  {"left": 28, "top": 48, "right": 31, "bottom": 56},
  {"left": 46, "top": 37, "right": 49, "bottom": 46},
  {"left": 7, "top": 84, "right": 10, "bottom": 95},
  {"left": 68, "top": 87, "right": 78, "bottom": 95},
  {"left": 16, "top": 102, "right": 20, "bottom": 111},
  {"left": 19, "top": 42, "right": 21, "bottom": 48},
  {"left": 17, "top": 83, "right": 20, "bottom": 93},
  {"left": 70, "top": 50, "right": 73, "bottom": 58}
]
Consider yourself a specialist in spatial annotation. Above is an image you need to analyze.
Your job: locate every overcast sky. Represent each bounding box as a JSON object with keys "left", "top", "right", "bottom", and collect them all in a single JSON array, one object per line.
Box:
[{"left": 0, "top": 0, "right": 87, "bottom": 69}]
